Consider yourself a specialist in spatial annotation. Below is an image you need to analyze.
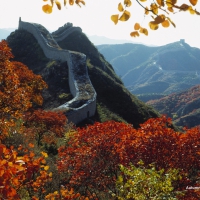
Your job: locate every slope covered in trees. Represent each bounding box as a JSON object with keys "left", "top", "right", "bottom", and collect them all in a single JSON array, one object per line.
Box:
[{"left": 147, "top": 84, "right": 200, "bottom": 128}]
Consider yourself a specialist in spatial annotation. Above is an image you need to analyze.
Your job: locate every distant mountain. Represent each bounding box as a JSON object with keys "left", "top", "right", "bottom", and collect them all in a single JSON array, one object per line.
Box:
[
  {"left": 97, "top": 41, "right": 200, "bottom": 97},
  {"left": 6, "top": 26, "right": 158, "bottom": 128},
  {"left": 146, "top": 85, "right": 200, "bottom": 128},
  {"left": 0, "top": 28, "right": 16, "bottom": 40}
]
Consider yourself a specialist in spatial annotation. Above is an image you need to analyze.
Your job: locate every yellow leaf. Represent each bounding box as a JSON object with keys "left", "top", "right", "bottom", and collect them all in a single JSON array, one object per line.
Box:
[
  {"left": 162, "top": 20, "right": 170, "bottom": 27},
  {"left": 81, "top": 1, "right": 85, "bottom": 5},
  {"left": 55, "top": 0, "right": 61, "bottom": 10},
  {"left": 190, "top": 0, "right": 198, "bottom": 6},
  {"left": 69, "top": 0, "right": 74, "bottom": 5},
  {"left": 154, "top": 15, "right": 165, "bottom": 24},
  {"left": 49, "top": 172, "right": 53, "bottom": 177},
  {"left": 42, "top": 4, "right": 53, "bottom": 14},
  {"left": 75, "top": 0, "right": 85, "bottom": 6},
  {"left": 149, "top": 21, "right": 159, "bottom": 30},
  {"left": 150, "top": 3, "right": 158, "bottom": 14},
  {"left": 118, "top": 3, "right": 124, "bottom": 12},
  {"left": 111, "top": 14, "right": 119, "bottom": 25},
  {"left": 156, "top": 0, "right": 164, "bottom": 6},
  {"left": 189, "top": 6, "right": 195, "bottom": 14},
  {"left": 139, "top": 28, "right": 148, "bottom": 36},
  {"left": 134, "top": 23, "right": 140, "bottom": 30},
  {"left": 167, "top": 7, "right": 174, "bottom": 12},
  {"left": 145, "top": 7, "right": 149, "bottom": 15},
  {"left": 16, "top": 165, "right": 25, "bottom": 172},
  {"left": 64, "top": 0, "right": 67, "bottom": 6},
  {"left": 44, "top": 165, "right": 49, "bottom": 171},
  {"left": 130, "top": 31, "right": 140, "bottom": 37},
  {"left": 119, "top": 10, "right": 131, "bottom": 21},
  {"left": 41, "top": 151, "right": 48, "bottom": 158},
  {"left": 124, "top": 0, "right": 132, "bottom": 7},
  {"left": 139, "top": 0, "right": 147, "bottom": 2},
  {"left": 166, "top": 0, "right": 177, "bottom": 7}
]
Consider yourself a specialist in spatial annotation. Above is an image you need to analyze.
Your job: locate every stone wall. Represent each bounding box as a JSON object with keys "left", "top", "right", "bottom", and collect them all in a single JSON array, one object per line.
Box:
[
  {"left": 52, "top": 26, "right": 82, "bottom": 42},
  {"left": 18, "top": 18, "right": 96, "bottom": 124},
  {"left": 18, "top": 18, "right": 68, "bottom": 62}
]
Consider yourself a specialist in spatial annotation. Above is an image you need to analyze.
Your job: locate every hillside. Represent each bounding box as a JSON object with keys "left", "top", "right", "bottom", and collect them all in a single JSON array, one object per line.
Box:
[
  {"left": 146, "top": 85, "right": 200, "bottom": 128},
  {"left": 6, "top": 25, "right": 158, "bottom": 128},
  {"left": 97, "top": 41, "right": 200, "bottom": 97}
]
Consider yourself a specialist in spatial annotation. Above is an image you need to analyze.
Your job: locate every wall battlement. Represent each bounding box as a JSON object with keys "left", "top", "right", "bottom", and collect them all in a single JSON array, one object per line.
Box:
[{"left": 18, "top": 18, "right": 96, "bottom": 124}]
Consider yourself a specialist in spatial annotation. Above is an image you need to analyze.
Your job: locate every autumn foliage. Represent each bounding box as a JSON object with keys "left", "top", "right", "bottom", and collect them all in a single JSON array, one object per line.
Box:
[
  {"left": 58, "top": 116, "right": 200, "bottom": 199},
  {"left": 0, "top": 40, "right": 47, "bottom": 140},
  {"left": 24, "top": 109, "right": 67, "bottom": 146},
  {"left": 0, "top": 40, "right": 47, "bottom": 117},
  {"left": 0, "top": 144, "right": 51, "bottom": 199}
]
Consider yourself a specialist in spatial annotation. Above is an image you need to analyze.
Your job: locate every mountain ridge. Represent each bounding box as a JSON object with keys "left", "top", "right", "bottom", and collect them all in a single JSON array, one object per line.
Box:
[{"left": 97, "top": 41, "right": 200, "bottom": 96}]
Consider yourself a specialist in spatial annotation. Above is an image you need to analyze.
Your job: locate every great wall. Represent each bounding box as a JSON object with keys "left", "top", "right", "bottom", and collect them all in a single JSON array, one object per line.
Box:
[{"left": 18, "top": 18, "right": 97, "bottom": 124}]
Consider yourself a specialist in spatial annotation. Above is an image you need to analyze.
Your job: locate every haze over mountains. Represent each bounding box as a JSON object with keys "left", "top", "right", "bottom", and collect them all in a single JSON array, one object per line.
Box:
[{"left": 97, "top": 41, "right": 200, "bottom": 96}]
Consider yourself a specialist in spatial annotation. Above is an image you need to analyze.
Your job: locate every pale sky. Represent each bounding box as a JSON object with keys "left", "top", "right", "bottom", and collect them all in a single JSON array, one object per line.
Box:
[{"left": 1, "top": 0, "right": 200, "bottom": 48}]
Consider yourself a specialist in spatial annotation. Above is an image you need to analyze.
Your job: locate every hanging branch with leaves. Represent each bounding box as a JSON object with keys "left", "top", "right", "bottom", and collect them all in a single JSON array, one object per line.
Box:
[
  {"left": 110, "top": 0, "right": 200, "bottom": 37},
  {"left": 42, "top": 0, "right": 200, "bottom": 38}
]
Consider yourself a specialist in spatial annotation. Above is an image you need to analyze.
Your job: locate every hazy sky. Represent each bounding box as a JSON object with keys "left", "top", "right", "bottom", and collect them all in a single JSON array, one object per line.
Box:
[{"left": 1, "top": 0, "right": 200, "bottom": 48}]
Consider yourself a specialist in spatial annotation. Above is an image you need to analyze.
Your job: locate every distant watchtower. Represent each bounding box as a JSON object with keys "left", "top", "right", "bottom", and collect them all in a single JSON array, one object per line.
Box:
[{"left": 180, "top": 39, "right": 185, "bottom": 43}]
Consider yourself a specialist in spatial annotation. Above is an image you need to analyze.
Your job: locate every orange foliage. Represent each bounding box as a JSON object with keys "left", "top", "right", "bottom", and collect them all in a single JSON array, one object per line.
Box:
[
  {"left": 0, "top": 40, "right": 47, "bottom": 140},
  {"left": 0, "top": 144, "right": 24, "bottom": 199},
  {"left": 45, "top": 187, "right": 88, "bottom": 200},
  {"left": 57, "top": 116, "right": 200, "bottom": 198},
  {"left": 26, "top": 109, "right": 67, "bottom": 137},
  {"left": 25, "top": 109, "right": 67, "bottom": 146},
  {"left": 0, "top": 144, "right": 51, "bottom": 199}
]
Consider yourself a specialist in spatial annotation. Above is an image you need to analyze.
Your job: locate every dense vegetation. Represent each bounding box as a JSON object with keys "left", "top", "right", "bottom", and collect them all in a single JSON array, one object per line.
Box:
[
  {"left": 147, "top": 84, "right": 200, "bottom": 128},
  {"left": 1, "top": 36, "right": 200, "bottom": 199}
]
